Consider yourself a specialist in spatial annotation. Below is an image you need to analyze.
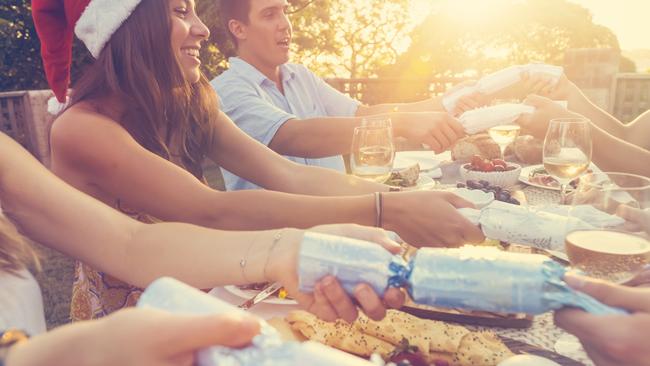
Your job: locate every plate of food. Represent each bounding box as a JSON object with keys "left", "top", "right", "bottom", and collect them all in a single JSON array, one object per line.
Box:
[
  {"left": 394, "top": 151, "right": 443, "bottom": 171},
  {"left": 270, "top": 309, "right": 584, "bottom": 366},
  {"left": 223, "top": 283, "right": 297, "bottom": 305},
  {"left": 518, "top": 164, "right": 598, "bottom": 191},
  {"left": 387, "top": 164, "right": 437, "bottom": 190}
]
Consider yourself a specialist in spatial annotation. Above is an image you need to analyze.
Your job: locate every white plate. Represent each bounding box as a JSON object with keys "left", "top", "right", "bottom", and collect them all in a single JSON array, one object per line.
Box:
[
  {"left": 223, "top": 285, "right": 297, "bottom": 305},
  {"left": 518, "top": 163, "right": 599, "bottom": 191},
  {"left": 389, "top": 174, "right": 437, "bottom": 191},
  {"left": 448, "top": 188, "right": 495, "bottom": 208},
  {"left": 393, "top": 151, "right": 442, "bottom": 171}
]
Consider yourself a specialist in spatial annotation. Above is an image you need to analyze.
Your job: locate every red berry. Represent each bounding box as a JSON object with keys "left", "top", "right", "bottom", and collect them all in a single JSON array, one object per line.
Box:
[
  {"left": 481, "top": 161, "right": 495, "bottom": 172},
  {"left": 494, "top": 165, "right": 506, "bottom": 172},
  {"left": 492, "top": 158, "right": 506, "bottom": 167},
  {"left": 471, "top": 155, "right": 483, "bottom": 165}
]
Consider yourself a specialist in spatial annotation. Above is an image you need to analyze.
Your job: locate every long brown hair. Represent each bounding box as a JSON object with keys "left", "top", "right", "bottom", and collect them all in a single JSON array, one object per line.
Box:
[
  {"left": 0, "top": 215, "right": 40, "bottom": 277},
  {"left": 69, "top": 0, "right": 218, "bottom": 178}
]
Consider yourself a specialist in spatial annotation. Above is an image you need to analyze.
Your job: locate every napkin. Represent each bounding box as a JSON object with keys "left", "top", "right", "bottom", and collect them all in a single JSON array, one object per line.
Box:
[
  {"left": 137, "top": 277, "right": 373, "bottom": 366},
  {"left": 458, "top": 103, "right": 535, "bottom": 134},
  {"left": 443, "top": 63, "right": 564, "bottom": 112},
  {"left": 458, "top": 201, "right": 596, "bottom": 251},
  {"left": 422, "top": 168, "right": 443, "bottom": 179},
  {"left": 534, "top": 204, "right": 626, "bottom": 229}
]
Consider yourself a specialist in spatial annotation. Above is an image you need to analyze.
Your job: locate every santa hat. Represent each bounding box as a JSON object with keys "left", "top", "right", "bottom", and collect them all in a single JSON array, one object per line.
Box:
[{"left": 32, "top": 0, "right": 143, "bottom": 114}]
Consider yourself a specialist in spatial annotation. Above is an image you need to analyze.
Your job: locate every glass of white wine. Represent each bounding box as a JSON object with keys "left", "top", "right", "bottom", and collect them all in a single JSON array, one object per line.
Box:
[
  {"left": 543, "top": 118, "right": 592, "bottom": 204},
  {"left": 566, "top": 172, "right": 650, "bottom": 283},
  {"left": 350, "top": 125, "right": 395, "bottom": 183},
  {"left": 488, "top": 124, "right": 521, "bottom": 160}
]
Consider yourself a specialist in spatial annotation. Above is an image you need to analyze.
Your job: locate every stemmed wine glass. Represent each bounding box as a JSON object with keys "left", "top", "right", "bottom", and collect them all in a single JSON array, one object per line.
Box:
[
  {"left": 542, "top": 118, "right": 593, "bottom": 204},
  {"left": 488, "top": 124, "right": 521, "bottom": 160}
]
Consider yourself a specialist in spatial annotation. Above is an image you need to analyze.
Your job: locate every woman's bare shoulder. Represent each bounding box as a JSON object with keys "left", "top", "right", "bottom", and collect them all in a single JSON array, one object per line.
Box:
[{"left": 50, "top": 102, "right": 140, "bottom": 169}]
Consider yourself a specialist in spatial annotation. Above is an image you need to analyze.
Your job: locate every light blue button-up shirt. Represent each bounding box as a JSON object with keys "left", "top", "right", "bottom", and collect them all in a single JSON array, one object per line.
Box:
[{"left": 211, "top": 57, "right": 361, "bottom": 191}]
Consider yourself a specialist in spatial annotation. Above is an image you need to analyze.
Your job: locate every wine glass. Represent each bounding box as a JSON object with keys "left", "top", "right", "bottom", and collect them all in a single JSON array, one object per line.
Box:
[
  {"left": 488, "top": 124, "right": 521, "bottom": 160},
  {"left": 350, "top": 125, "right": 395, "bottom": 183},
  {"left": 566, "top": 172, "right": 650, "bottom": 283},
  {"left": 542, "top": 118, "right": 592, "bottom": 204},
  {"left": 487, "top": 99, "right": 521, "bottom": 160}
]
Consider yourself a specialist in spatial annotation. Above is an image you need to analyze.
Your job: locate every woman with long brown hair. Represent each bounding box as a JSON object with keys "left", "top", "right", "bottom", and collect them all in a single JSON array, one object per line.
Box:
[{"left": 33, "top": 0, "right": 483, "bottom": 321}]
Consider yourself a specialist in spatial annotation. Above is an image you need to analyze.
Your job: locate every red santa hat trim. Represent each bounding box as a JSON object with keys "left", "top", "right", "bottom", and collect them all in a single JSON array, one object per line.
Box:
[{"left": 32, "top": 0, "right": 143, "bottom": 112}]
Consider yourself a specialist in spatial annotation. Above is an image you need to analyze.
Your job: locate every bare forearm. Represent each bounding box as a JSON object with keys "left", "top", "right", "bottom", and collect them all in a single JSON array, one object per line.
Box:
[
  {"left": 356, "top": 97, "right": 444, "bottom": 115},
  {"left": 202, "top": 189, "right": 377, "bottom": 230},
  {"left": 269, "top": 117, "right": 361, "bottom": 157},
  {"left": 285, "top": 164, "right": 389, "bottom": 196},
  {"left": 117, "top": 225, "right": 304, "bottom": 289},
  {"left": 567, "top": 83, "right": 627, "bottom": 139},
  {"left": 590, "top": 122, "right": 650, "bottom": 177}
]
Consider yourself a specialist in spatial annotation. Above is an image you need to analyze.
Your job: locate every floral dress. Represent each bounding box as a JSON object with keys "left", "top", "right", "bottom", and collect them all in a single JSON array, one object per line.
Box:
[{"left": 70, "top": 206, "right": 157, "bottom": 321}]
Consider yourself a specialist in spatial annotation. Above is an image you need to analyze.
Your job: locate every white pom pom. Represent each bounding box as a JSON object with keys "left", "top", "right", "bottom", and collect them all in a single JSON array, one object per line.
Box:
[{"left": 47, "top": 96, "right": 69, "bottom": 115}]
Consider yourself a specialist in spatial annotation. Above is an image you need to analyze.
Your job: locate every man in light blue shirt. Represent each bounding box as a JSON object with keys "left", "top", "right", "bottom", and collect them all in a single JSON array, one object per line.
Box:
[{"left": 213, "top": 0, "right": 479, "bottom": 191}]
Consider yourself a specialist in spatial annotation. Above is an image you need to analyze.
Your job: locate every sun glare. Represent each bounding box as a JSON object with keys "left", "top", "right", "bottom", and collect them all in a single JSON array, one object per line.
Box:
[{"left": 435, "top": 0, "right": 498, "bottom": 26}]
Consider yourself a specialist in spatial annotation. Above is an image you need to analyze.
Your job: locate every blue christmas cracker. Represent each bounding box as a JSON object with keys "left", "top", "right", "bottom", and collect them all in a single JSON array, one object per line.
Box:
[{"left": 298, "top": 232, "right": 625, "bottom": 316}]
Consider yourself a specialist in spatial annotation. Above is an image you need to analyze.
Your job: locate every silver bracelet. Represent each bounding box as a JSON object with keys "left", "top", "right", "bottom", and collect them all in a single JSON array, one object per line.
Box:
[
  {"left": 374, "top": 192, "right": 381, "bottom": 227},
  {"left": 240, "top": 234, "right": 261, "bottom": 283},
  {"left": 263, "top": 229, "right": 286, "bottom": 281}
]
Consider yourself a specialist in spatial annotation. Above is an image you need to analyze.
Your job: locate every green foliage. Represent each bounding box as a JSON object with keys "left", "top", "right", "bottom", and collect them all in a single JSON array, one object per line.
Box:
[{"left": 0, "top": 0, "right": 91, "bottom": 92}]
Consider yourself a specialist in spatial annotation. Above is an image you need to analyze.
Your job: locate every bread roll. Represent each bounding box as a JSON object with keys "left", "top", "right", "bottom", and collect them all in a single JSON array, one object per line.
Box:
[
  {"left": 451, "top": 134, "right": 501, "bottom": 163},
  {"left": 513, "top": 135, "right": 543, "bottom": 164}
]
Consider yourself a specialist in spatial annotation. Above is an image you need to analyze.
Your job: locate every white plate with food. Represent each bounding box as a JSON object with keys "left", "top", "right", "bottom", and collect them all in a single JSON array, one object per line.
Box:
[
  {"left": 223, "top": 284, "right": 297, "bottom": 305},
  {"left": 393, "top": 151, "right": 443, "bottom": 171},
  {"left": 518, "top": 163, "right": 599, "bottom": 191},
  {"left": 387, "top": 173, "right": 436, "bottom": 191}
]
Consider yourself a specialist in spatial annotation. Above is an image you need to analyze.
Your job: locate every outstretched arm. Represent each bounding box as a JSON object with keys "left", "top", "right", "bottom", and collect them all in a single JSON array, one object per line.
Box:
[{"left": 1, "top": 132, "right": 406, "bottom": 322}]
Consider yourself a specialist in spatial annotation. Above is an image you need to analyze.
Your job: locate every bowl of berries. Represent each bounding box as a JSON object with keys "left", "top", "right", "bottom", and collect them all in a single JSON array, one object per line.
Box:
[{"left": 459, "top": 155, "right": 522, "bottom": 188}]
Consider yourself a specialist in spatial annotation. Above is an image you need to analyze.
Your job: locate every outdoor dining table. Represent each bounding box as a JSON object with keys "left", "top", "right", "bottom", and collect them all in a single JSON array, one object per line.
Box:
[{"left": 210, "top": 154, "right": 594, "bottom": 366}]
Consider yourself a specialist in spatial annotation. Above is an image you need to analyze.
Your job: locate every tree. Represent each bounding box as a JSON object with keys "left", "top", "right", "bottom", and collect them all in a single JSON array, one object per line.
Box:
[
  {"left": 290, "top": 0, "right": 411, "bottom": 78},
  {"left": 204, "top": 0, "right": 411, "bottom": 79},
  {"left": 381, "top": 0, "right": 622, "bottom": 80},
  {"left": 0, "top": 0, "right": 92, "bottom": 92}
]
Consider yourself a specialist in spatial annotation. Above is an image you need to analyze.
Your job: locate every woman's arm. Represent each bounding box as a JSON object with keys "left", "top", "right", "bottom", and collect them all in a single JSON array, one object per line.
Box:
[
  {"left": 49, "top": 109, "right": 482, "bottom": 247},
  {"left": 539, "top": 75, "right": 650, "bottom": 151},
  {"left": 49, "top": 109, "right": 380, "bottom": 229},
  {"left": 1, "top": 132, "right": 403, "bottom": 321},
  {"left": 519, "top": 95, "right": 650, "bottom": 177}
]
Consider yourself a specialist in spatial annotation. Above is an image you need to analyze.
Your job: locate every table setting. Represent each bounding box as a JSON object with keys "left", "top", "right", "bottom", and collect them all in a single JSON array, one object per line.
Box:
[{"left": 140, "top": 63, "right": 649, "bottom": 366}]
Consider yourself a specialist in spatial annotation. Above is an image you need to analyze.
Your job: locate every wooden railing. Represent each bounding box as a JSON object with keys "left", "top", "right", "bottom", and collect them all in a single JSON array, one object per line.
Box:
[{"left": 325, "top": 77, "right": 470, "bottom": 105}]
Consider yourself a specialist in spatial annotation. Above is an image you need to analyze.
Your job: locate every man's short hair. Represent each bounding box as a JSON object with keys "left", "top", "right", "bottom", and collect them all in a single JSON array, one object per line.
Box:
[{"left": 220, "top": 0, "right": 251, "bottom": 47}]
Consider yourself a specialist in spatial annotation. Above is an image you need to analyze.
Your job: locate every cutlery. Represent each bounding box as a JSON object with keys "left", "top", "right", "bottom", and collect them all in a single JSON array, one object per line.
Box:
[{"left": 238, "top": 282, "right": 283, "bottom": 310}]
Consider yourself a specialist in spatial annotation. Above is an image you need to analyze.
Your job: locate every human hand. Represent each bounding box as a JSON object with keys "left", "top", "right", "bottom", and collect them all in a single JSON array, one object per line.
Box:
[
  {"left": 517, "top": 94, "right": 579, "bottom": 139},
  {"left": 6, "top": 308, "right": 260, "bottom": 366},
  {"left": 382, "top": 190, "right": 485, "bottom": 247},
  {"left": 267, "top": 226, "right": 405, "bottom": 323},
  {"left": 555, "top": 273, "right": 650, "bottom": 366},
  {"left": 523, "top": 72, "right": 574, "bottom": 100},
  {"left": 617, "top": 206, "right": 650, "bottom": 235},
  {"left": 444, "top": 80, "right": 490, "bottom": 116},
  {"left": 394, "top": 112, "right": 466, "bottom": 153}
]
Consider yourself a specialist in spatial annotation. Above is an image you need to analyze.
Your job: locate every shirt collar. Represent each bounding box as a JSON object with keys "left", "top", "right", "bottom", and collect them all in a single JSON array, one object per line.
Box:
[{"left": 228, "top": 57, "right": 295, "bottom": 86}]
